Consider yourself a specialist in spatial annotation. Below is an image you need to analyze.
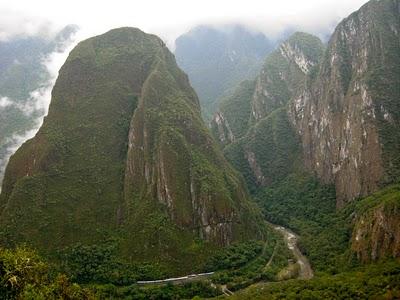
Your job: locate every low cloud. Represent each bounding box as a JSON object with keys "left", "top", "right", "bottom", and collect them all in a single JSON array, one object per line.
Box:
[
  {"left": 0, "top": 29, "right": 78, "bottom": 185},
  {"left": 0, "top": 0, "right": 368, "bottom": 46},
  {"left": 0, "top": 0, "right": 369, "bottom": 185},
  {"left": 0, "top": 10, "right": 63, "bottom": 41},
  {"left": 0, "top": 127, "right": 38, "bottom": 184},
  {"left": 0, "top": 97, "right": 12, "bottom": 108}
]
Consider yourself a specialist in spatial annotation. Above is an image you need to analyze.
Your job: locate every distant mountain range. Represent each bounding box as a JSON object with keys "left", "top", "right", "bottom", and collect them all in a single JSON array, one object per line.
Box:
[{"left": 175, "top": 25, "right": 275, "bottom": 120}]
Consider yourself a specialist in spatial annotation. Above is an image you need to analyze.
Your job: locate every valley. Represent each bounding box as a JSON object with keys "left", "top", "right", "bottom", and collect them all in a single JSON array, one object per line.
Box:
[
  {"left": 136, "top": 222, "right": 313, "bottom": 286},
  {"left": 0, "top": 0, "right": 399, "bottom": 299}
]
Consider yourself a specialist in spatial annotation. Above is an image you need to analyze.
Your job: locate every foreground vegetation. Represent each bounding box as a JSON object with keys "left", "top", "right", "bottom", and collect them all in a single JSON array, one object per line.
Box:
[
  {"left": 224, "top": 259, "right": 400, "bottom": 300},
  {"left": 0, "top": 224, "right": 297, "bottom": 299},
  {"left": 2, "top": 240, "right": 400, "bottom": 299},
  {"left": 0, "top": 246, "right": 221, "bottom": 299},
  {"left": 207, "top": 231, "right": 294, "bottom": 291},
  {"left": 3, "top": 183, "right": 398, "bottom": 299},
  {"left": 0, "top": 247, "right": 93, "bottom": 299}
]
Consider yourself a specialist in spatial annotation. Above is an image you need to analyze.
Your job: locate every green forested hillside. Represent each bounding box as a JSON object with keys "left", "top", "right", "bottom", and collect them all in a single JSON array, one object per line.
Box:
[{"left": 0, "top": 27, "right": 264, "bottom": 277}]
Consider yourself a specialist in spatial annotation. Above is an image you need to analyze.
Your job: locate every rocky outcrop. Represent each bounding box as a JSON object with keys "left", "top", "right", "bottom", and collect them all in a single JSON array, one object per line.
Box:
[
  {"left": 212, "top": 112, "right": 236, "bottom": 145},
  {"left": 289, "top": 0, "right": 400, "bottom": 207},
  {"left": 210, "top": 0, "right": 400, "bottom": 265},
  {"left": 351, "top": 186, "right": 400, "bottom": 261},
  {"left": 212, "top": 33, "right": 324, "bottom": 148},
  {"left": 213, "top": 1, "right": 400, "bottom": 209},
  {"left": 122, "top": 44, "right": 259, "bottom": 245},
  {"left": 251, "top": 32, "right": 324, "bottom": 122}
]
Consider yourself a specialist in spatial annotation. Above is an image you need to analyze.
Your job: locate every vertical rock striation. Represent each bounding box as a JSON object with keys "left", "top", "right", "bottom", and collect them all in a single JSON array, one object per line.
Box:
[
  {"left": 211, "top": 33, "right": 324, "bottom": 189},
  {"left": 289, "top": 0, "right": 400, "bottom": 207}
]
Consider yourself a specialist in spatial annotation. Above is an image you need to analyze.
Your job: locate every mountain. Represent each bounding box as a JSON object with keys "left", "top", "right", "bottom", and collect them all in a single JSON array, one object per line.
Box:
[
  {"left": 175, "top": 25, "right": 275, "bottom": 120},
  {"left": 289, "top": 0, "right": 400, "bottom": 207},
  {"left": 0, "top": 27, "right": 263, "bottom": 274},
  {"left": 0, "top": 25, "right": 77, "bottom": 185},
  {"left": 212, "top": 0, "right": 400, "bottom": 266},
  {"left": 211, "top": 32, "right": 325, "bottom": 188}
]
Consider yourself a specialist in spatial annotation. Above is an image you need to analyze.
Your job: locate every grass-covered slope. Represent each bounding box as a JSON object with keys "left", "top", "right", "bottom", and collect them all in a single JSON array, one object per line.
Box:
[{"left": 0, "top": 27, "right": 263, "bottom": 275}]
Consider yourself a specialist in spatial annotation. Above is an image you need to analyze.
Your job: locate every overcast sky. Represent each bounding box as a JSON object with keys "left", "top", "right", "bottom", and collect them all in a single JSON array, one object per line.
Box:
[{"left": 1, "top": 0, "right": 368, "bottom": 46}]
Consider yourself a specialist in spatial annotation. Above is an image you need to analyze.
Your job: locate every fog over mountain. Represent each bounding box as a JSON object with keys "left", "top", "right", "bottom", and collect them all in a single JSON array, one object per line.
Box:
[
  {"left": 0, "top": 1, "right": 369, "bottom": 185},
  {"left": 0, "top": 0, "right": 399, "bottom": 298},
  {"left": 1, "top": 0, "right": 367, "bottom": 46},
  {"left": 0, "top": 25, "right": 78, "bottom": 184}
]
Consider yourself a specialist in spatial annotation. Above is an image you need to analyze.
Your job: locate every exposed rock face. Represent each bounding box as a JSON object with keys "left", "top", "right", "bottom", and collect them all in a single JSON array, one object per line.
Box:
[
  {"left": 210, "top": 0, "right": 400, "bottom": 264},
  {"left": 212, "top": 111, "right": 236, "bottom": 145},
  {"left": 289, "top": 0, "right": 400, "bottom": 207},
  {"left": 122, "top": 39, "right": 260, "bottom": 245},
  {"left": 212, "top": 33, "right": 324, "bottom": 147},
  {"left": 213, "top": 1, "right": 400, "bottom": 208},
  {"left": 351, "top": 186, "right": 400, "bottom": 262},
  {"left": 251, "top": 32, "right": 324, "bottom": 122},
  {"left": 0, "top": 28, "right": 262, "bottom": 269},
  {"left": 214, "top": 1, "right": 400, "bottom": 208},
  {"left": 211, "top": 33, "right": 323, "bottom": 189}
]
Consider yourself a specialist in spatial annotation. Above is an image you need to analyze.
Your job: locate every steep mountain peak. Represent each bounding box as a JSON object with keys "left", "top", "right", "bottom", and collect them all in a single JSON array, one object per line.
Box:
[
  {"left": 0, "top": 27, "right": 263, "bottom": 273},
  {"left": 212, "top": 0, "right": 400, "bottom": 209},
  {"left": 289, "top": 0, "right": 400, "bottom": 206},
  {"left": 250, "top": 32, "right": 324, "bottom": 122},
  {"left": 278, "top": 32, "right": 325, "bottom": 74},
  {"left": 211, "top": 32, "right": 325, "bottom": 147}
]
